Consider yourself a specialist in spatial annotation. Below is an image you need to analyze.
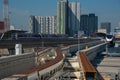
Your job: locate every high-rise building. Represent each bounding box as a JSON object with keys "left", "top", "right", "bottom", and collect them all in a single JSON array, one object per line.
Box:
[
  {"left": 57, "top": 0, "right": 80, "bottom": 36},
  {"left": 30, "top": 16, "right": 39, "bottom": 34},
  {"left": 68, "top": 2, "right": 80, "bottom": 36},
  {"left": 88, "top": 14, "right": 98, "bottom": 36},
  {"left": 57, "top": 0, "right": 68, "bottom": 35},
  {"left": 30, "top": 0, "right": 80, "bottom": 36},
  {"left": 101, "top": 22, "right": 111, "bottom": 34},
  {"left": 80, "top": 15, "right": 89, "bottom": 35},
  {"left": 80, "top": 13, "right": 98, "bottom": 36},
  {"left": 30, "top": 16, "right": 57, "bottom": 34}
]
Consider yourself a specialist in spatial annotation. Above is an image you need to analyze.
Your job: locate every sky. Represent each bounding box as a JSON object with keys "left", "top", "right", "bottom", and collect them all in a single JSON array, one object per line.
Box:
[{"left": 0, "top": 0, "right": 120, "bottom": 31}]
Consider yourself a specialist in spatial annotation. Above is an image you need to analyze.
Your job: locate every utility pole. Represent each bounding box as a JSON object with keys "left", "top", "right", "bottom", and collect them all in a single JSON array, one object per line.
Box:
[
  {"left": 105, "top": 41, "right": 108, "bottom": 56},
  {"left": 78, "top": 31, "right": 80, "bottom": 51}
]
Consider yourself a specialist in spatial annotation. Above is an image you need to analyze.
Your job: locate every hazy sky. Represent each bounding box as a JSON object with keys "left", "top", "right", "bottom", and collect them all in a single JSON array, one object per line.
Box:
[{"left": 0, "top": 0, "right": 120, "bottom": 31}]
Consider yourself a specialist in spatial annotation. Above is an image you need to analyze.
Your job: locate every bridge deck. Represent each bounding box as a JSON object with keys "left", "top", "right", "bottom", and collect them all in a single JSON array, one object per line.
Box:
[{"left": 79, "top": 52, "right": 97, "bottom": 79}]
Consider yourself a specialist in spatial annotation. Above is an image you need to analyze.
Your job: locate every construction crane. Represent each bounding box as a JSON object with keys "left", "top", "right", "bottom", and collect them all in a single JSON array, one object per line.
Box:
[{"left": 3, "top": 0, "right": 10, "bottom": 32}]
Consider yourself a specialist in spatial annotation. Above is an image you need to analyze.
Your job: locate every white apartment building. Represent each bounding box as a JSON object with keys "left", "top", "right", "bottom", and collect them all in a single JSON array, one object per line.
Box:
[{"left": 30, "top": 16, "right": 57, "bottom": 34}]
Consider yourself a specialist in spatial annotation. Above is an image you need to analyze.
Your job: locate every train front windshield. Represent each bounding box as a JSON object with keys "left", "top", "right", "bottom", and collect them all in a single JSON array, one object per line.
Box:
[{"left": 106, "top": 35, "right": 113, "bottom": 39}]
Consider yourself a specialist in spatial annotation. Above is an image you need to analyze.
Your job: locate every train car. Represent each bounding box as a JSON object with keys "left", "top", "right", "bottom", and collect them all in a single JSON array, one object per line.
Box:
[
  {"left": 106, "top": 34, "right": 114, "bottom": 42},
  {"left": 12, "top": 33, "right": 42, "bottom": 40},
  {"left": 106, "top": 34, "right": 115, "bottom": 47},
  {"left": 41, "top": 34, "right": 68, "bottom": 38}
]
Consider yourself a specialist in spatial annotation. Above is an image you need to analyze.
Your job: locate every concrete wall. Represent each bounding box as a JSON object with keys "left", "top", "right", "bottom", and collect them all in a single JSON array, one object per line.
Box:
[
  {"left": 38, "top": 59, "right": 63, "bottom": 75},
  {"left": 0, "top": 53, "right": 35, "bottom": 79},
  {"left": 27, "top": 72, "right": 39, "bottom": 80},
  {"left": 80, "top": 42, "right": 106, "bottom": 61},
  {"left": 61, "top": 41, "right": 106, "bottom": 61},
  {"left": 61, "top": 41, "right": 104, "bottom": 56}
]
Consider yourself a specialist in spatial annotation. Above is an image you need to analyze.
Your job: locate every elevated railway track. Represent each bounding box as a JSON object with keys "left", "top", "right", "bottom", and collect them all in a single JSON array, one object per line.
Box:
[
  {"left": 0, "top": 38, "right": 100, "bottom": 48},
  {"left": 2, "top": 48, "right": 64, "bottom": 80},
  {"left": 1, "top": 40, "right": 107, "bottom": 79}
]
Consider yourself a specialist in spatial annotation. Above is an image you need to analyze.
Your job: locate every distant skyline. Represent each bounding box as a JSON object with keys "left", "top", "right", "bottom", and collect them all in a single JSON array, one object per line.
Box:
[{"left": 0, "top": 0, "right": 120, "bottom": 31}]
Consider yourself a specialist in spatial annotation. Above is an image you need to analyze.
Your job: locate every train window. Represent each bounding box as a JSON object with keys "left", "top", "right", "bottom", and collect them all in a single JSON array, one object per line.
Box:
[{"left": 106, "top": 35, "right": 113, "bottom": 39}]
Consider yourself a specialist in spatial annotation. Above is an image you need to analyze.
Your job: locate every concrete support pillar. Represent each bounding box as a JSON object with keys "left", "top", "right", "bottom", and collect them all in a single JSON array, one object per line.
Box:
[
  {"left": 48, "top": 72, "right": 50, "bottom": 77},
  {"left": 43, "top": 75, "right": 44, "bottom": 80}
]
